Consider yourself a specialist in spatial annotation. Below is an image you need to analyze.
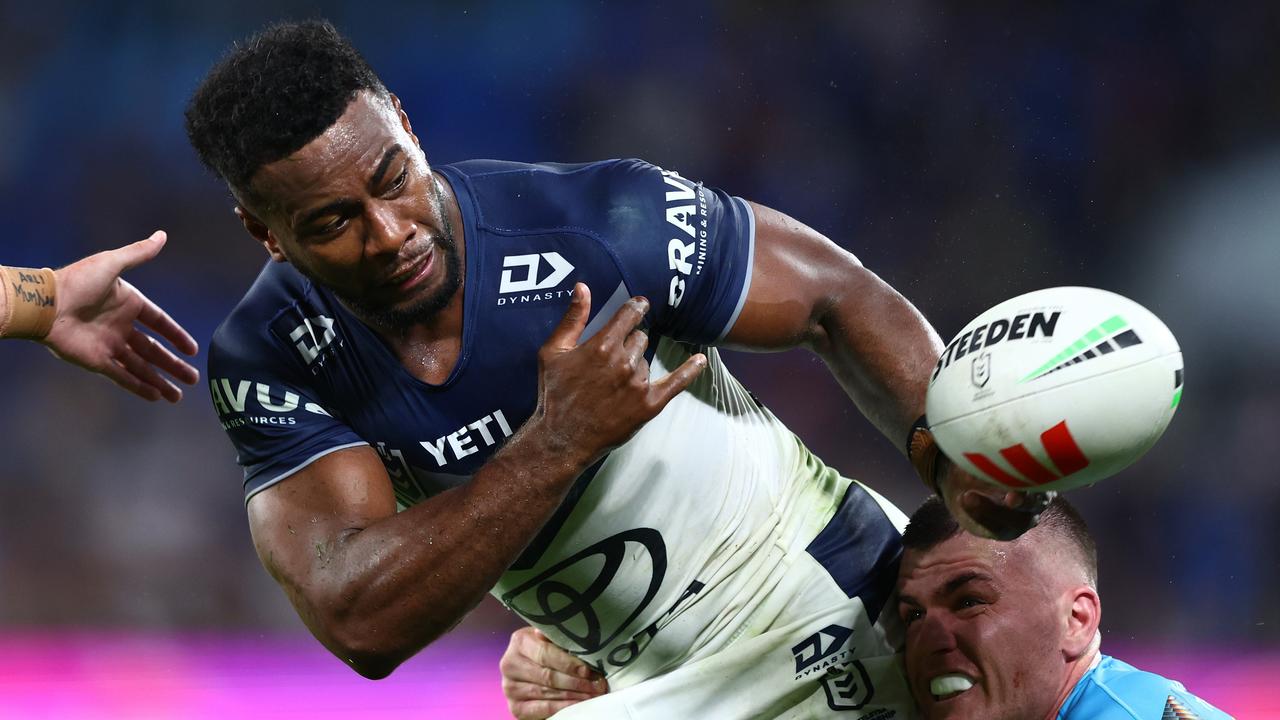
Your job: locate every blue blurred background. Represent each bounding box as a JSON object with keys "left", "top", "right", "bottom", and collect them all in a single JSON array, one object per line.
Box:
[{"left": 1, "top": 1, "right": 1277, "bottom": 716}]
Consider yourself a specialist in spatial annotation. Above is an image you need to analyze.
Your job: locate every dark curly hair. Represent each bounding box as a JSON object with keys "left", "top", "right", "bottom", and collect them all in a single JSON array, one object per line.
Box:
[
  {"left": 902, "top": 495, "right": 1099, "bottom": 587},
  {"left": 185, "top": 20, "right": 388, "bottom": 195}
]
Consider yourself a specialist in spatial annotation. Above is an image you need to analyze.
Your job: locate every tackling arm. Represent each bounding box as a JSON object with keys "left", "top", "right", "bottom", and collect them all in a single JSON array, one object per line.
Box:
[
  {"left": 722, "top": 202, "right": 940, "bottom": 447},
  {"left": 724, "top": 202, "right": 1047, "bottom": 539}
]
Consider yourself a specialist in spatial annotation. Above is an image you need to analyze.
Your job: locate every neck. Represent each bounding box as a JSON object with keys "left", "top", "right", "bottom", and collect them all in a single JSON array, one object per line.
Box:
[{"left": 1043, "top": 645, "right": 1101, "bottom": 719}]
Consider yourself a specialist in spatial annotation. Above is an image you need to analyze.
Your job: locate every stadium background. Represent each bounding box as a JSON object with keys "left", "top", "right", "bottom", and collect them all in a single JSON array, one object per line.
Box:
[{"left": 1, "top": 1, "right": 1276, "bottom": 717}]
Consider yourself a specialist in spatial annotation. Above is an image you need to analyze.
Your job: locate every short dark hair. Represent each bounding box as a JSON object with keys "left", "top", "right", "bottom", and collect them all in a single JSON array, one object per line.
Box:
[
  {"left": 901, "top": 496, "right": 1099, "bottom": 587},
  {"left": 185, "top": 19, "right": 388, "bottom": 194}
]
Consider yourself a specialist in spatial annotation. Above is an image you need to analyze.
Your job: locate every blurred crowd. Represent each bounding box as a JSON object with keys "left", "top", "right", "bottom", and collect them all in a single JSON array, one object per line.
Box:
[{"left": 0, "top": 0, "right": 1276, "bottom": 647}]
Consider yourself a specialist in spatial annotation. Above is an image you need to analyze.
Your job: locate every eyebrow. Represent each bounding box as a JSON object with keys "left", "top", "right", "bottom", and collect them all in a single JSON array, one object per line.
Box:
[
  {"left": 942, "top": 571, "right": 994, "bottom": 596},
  {"left": 292, "top": 145, "right": 405, "bottom": 230},
  {"left": 296, "top": 199, "right": 363, "bottom": 231},
  {"left": 897, "top": 571, "right": 996, "bottom": 608},
  {"left": 369, "top": 144, "right": 404, "bottom": 189}
]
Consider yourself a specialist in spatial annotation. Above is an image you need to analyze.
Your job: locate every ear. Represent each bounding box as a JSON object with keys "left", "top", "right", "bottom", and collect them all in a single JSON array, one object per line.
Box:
[
  {"left": 1061, "top": 585, "right": 1101, "bottom": 660},
  {"left": 389, "top": 92, "right": 421, "bottom": 150},
  {"left": 235, "top": 206, "right": 287, "bottom": 263}
]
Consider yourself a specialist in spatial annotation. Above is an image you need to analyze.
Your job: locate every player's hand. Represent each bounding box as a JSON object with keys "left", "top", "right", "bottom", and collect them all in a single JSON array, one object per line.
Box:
[
  {"left": 937, "top": 455, "right": 1055, "bottom": 541},
  {"left": 500, "top": 627, "right": 608, "bottom": 720},
  {"left": 533, "top": 282, "right": 707, "bottom": 465},
  {"left": 42, "top": 231, "right": 200, "bottom": 402}
]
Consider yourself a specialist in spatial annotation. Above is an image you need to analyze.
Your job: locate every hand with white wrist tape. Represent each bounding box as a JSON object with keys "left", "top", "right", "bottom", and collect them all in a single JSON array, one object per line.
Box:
[{"left": 3, "top": 231, "right": 200, "bottom": 402}]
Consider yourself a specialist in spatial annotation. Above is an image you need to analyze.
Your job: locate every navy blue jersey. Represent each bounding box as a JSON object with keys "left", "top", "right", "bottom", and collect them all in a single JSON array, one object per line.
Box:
[
  {"left": 209, "top": 158, "right": 904, "bottom": 688},
  {"left": 210, "top": 158, "right": 754, "bottom": 501}
]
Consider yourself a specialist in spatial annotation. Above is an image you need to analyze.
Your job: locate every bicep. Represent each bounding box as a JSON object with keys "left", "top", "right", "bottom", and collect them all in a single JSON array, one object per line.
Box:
[
  {"left": 247, "top": 445, "right": 396, "bottom": 590},
  {"left": 720, "top": 201, "right": 865, "bottom": 353}
]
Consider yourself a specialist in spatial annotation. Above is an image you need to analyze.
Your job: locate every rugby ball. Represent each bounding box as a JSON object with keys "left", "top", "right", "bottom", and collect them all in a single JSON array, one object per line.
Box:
[{"left": 926, "top": 287, "right": 1183, "bottom": 492}]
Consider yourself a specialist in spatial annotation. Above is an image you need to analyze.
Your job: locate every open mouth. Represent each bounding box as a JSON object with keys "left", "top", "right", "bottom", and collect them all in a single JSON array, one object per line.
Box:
[{"left": 929, "top": 673, "right": 976, "bottom": 702}]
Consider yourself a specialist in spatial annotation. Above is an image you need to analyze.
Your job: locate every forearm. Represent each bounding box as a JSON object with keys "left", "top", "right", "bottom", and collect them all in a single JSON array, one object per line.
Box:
[
  {"left": 296, "top": 425, "right": 592, "bottom": 676},
  {"left": 810, "top": 262, "right": 943, "bottom": 453}
]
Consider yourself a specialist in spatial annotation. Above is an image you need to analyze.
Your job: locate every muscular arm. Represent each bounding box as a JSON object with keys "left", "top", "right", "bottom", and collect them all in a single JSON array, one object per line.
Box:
[
  {"left": 249, "top": 431, "right": 585, "bottom": 679},
  {"left": 725, "top": 203, "right": 1049, "bottom": 537},
  {"left": 247, "top": 286, "right": 705, "bottom": 679},
  {"left": 723, "top": 202, "right": 941, "bottom": 452}
]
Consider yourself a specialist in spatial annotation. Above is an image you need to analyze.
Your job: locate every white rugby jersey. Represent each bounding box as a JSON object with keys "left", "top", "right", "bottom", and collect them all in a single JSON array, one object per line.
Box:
[{"left": 209, "top": 158, "right": 902, "bottom": 686}]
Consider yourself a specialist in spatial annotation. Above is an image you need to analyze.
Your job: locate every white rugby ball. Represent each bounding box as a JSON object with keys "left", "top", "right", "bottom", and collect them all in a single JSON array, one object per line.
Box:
[{"left": 926, "top": 287, "right": 1183, "bottom": 492}]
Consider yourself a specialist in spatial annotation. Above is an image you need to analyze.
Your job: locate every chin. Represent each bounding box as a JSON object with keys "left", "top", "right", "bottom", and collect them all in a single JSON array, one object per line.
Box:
[
  {"left": 343, "top": 243, "right": 462, "bottom": 328},
  {"left": 922, "top": 692, "right": 990, "bottom": 720}
]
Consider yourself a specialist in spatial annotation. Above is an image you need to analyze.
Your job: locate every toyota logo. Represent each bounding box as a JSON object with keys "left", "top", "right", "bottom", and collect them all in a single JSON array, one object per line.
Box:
[{"left": 501, "top": 528, "right": 667, "bottom": 654}]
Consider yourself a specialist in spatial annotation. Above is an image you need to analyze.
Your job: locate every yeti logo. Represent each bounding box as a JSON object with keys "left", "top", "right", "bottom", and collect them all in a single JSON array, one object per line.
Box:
[{"left": 971, "top": 352, "right": 991, "bottom": 388}]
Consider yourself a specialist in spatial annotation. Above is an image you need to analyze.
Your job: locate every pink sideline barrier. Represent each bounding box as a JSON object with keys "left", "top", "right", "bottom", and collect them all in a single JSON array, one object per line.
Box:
[
  {"left": 0, "top": 632, "right": 511, "bottom": 719},
  {"left": 0, "top": 633, "right": 1273, "bottom": 719}
]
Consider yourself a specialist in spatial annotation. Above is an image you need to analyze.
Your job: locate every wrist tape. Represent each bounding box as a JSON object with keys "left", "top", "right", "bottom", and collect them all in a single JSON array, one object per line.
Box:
[
  {"left": 906, "top": 414, "right": 943, "bottom": 495},
  {"left": 0, "top": 265, "right": 57, "bottom": 339}
]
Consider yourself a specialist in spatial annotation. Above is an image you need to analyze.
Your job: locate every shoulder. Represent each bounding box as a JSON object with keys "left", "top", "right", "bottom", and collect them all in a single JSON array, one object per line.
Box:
[
  {"left": 209, "top": 261, "right": 322, "bottom": 376},
  {"left": 443, "top": 157, "right": 656, "bottom": 184},
  {"left": 1061, "top": 655, "right": 1233, "bottom": 719},
  {"left": 441, "top": 158, "right": 672, "bottom": 235}
]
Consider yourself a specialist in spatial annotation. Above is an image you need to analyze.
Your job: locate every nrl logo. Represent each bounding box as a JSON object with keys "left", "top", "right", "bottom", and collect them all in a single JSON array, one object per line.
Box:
[{"left": 971, "top": 352, "right": 991, "bottom": 388}]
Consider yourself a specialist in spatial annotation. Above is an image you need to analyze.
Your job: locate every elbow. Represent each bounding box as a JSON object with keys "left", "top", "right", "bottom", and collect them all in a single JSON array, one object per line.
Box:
[
  {"left": 316, "top": 611, "right": 445, "bottom": 681},
  {"left": 342, "top": 652, "right": 401, "bottom": 681},
  {"left": 324, "top": 624, "right": 409, "bottom": 680},
  {"left": 291, "top": 572, "right": 450, "bottom": 680}
]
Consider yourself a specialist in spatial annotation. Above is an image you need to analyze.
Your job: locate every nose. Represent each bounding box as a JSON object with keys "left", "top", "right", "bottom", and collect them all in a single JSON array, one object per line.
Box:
[
  {"left": 365, "top": 200, "right": 416, "bottom": 258},
  {"left": 911, "top": 611, "right": 959, "bottom": 658}
]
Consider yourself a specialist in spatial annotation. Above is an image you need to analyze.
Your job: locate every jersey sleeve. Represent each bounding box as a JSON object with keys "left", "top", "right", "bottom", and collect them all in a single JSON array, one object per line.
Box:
[
  {"left": 602, "top": 158, "right": 756, "bottom": 345},
  {"left": 208, "top": 320, "right": 366, "bottom": 503}
]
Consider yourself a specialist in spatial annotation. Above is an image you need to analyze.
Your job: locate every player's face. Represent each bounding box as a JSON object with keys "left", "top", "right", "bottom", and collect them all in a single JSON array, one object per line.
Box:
[
  {"left": 896, "top": 534, "right": 1071, "bottom": 720},
  {"left": 240, "top": 91, "right": 461, "bottom": 329}
]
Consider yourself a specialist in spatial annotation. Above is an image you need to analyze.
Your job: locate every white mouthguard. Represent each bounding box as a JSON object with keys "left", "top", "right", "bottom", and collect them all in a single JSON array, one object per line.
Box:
[{"left": 929, "top": 673, "right": 975, "bottom": 698}]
